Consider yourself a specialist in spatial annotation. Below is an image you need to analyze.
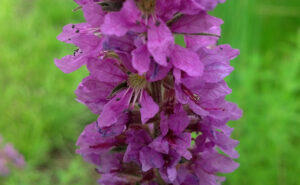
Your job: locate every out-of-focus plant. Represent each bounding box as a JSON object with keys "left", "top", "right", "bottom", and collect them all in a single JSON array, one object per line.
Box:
[{"left": 0, "top": 135, "right": 25, "bottom": 176}]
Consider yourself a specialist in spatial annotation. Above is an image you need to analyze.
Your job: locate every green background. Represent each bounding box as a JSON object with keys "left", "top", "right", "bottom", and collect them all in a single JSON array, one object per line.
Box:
[{"left": 0, "top": 0, "right": 299, "bottom": 184}]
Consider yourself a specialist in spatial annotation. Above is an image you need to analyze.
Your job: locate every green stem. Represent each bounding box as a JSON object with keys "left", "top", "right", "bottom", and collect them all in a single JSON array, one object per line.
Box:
[
  {"left": 167, "top": 12, "right": 184, "bottom": 26},
  {"left": 151, "top": 82, "right": 162, "bottom": 137}
]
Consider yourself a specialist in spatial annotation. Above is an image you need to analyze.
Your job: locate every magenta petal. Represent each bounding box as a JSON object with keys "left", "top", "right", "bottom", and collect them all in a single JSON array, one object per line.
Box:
[
  {"left": 101, "top": 14, "right": 129, "bottom": 36},
  {"left": 101, "top": 0, "right": 143, "bottom": 36},
  {"left": 140, "top": 91, "right": 159, "bottom": 124},
  {"left": 155, "top": 0, "right": 181, "bottom": 21},
  {"left": 81, "top": 3, "right": 105, "bottom": 27},
  {"left": 168, "top": 104, "right": 190, "bottom": 134},
  {"left": 171, "top": 45, "right": 203, "bottom": 77},
  {"left": 189, "top": 100, "right": 209, "bottom": 116},
  {"left": 75, "top": 75, "right": 114, "bottom": 114},
  {"left": 147, "top": 18, "right": 174, "bottom": 66},
  {"left": 203, "top": 62, "right": 234, "bottom": 83},
  {"left": 200, "top": 152, "right": 240, "bottom": 173},
  {"left": 98, "top": 173, "right": 128, "bottom": 185},
  {"left": 124, "top": 129, "right": 152, "bottom": 163},
  {"left": 224, "top": 102, "right": 243, "bottom": 121},
  {"left": 97, "top": 90, "right": 130, "bottom": 128},
  {"left": 87, "top": 58, "right": 127, "bottom": 83},
  {"left": 217, "top": 44, "right": 240, "bottom": 60},
  {"left": 214, "top": 131, "right": 240, "bottom": 159},
  {"left": 179, "top": 0, "right": 203, "bottom": 15},
  {"left": 195, "top": 0, "right": 226, "bottom": 11},
  {"left": 182, "top": 78, "right": 232, "bottom": 101},
  {"left": 132, "top": 45, "right": 151, "bottom": 75},
  {"left": 171, "top": 12, "right": 223, "bottom": 34},
  {"left": 175, "top": 84, "right": 189, "bottom": 104},
  {"left": 57, "top": 23, "right": 89, "bottom": 43},
  {"left": 147, "top": 62, "right": 172, "bottom": 82},
  {"left": 54, "top": 54, "right": 87, "bottom": 73},
  {"left": 171, "top": 133, "right": 192, "bottom": 160},
  {"left": 185, "top": 26, "right": 221, "bottom": 51},
  {"left": 167, "top": 167, "right": 177, "bottom": 182},
  {"left": 149, "top": 136, "right": 169, "bottom": 154},
  {"left": 139, "top": 146, "right": 164, "bottom": 172}
]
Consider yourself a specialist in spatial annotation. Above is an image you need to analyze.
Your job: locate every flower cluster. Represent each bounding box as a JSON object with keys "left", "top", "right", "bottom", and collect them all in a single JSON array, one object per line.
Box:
[
  {"left": 0, "top": 135, "right": 25, "bottom": 176},
  {"left": 55, "top": 0, "right": 242, "bottom": 184}
]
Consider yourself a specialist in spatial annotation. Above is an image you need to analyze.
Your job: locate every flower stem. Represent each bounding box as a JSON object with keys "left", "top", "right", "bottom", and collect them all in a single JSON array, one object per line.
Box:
[{"left": 151, "top": 81, "right": 162, "bottom": 137}]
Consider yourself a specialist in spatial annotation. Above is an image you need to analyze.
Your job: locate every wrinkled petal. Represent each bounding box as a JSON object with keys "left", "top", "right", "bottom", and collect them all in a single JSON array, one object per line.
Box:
[
  {"left": 167, "top": 167, "right": 177, "bottom": 182},
  {"left": 189, "top": 100, "right": 210, "bottom": 117},
  {"left": 81, "top": 3, "right": 105, "bottom": 27},
  {"left": 87, "top": 58, "right": 127, "bottom": 83},
  {"left": 132, "top": 45, "right": 151, "bottom": 75},
  {"left": 149, "top": 136, "right": 169, "bottom": 154},
  {"left": 54, "top": 54, "right": 87, "bottom": 73},
  {"left": 191, "top": 0, "right": 226, "bottom": 11},
  {"left": 168, "top": 104, "right": 190, "bottom": 134},
  {"left": 185, "top": 26, "right": 221, "bottom": 51},
  {"left": 140, "top": 91, "right": 159, "bottom": 124},
  {"left": 101, "top": 0, "right": 143, "bottom": 36},
  {"left": 98, "top": 173, "right": 128, "bottom": 185},
  {"left": 213, "top": 131, "right": 240, "bottom": 159},
  {"left": 203, "top": 63, "right": 234, "bottom": 83},
  {"left": 147, "top": 18, "right": 174, "bottom": 66},
  {"left": 57, "top": 23, "right": 89, "bottom": 43},
  {"left": 171, "top": 133, "right": 192, "bottom": 160},
  {"left": 171, "top": 45, "right": 203, "bottom": 77},
  {"left": 124, "top": 129, "right": 152, "bottom": 163},
  {"left": 147, "top": 62, "right": 172, "bottom": 82},
  {"left": 199, "top": 151, "right": 239, "bottom": 173},
  {"left": 75, "top": 75, "right": 115, "bottom": 114},
  {"left": 171, "top": 12, "right": 223, "bottom": 34},
  {"left": 97, "top": 90, "right": 130, "bottom": 128},
  {"left": 139, "top": 146, "right": 164, "bottom": 171},
  {"left": 182, "top": 78, "right": 232, "bottom": 101}
]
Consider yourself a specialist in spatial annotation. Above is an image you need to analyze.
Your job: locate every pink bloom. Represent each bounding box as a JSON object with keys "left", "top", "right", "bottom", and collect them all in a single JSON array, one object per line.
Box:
[
  {"left": 0, "top": 135, "right": 25, "bottom": 176},
  {"left": 56, "top": 0, "right": 242, "bottom": 184}
]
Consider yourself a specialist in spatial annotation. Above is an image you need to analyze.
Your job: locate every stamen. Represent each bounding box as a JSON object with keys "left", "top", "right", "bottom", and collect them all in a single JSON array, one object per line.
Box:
[
  {"left": 132, "top": 89, "right": 142, "bottom": 108},
  {"left": 128, "top": 74, "right": 147, "bottom": 90},
  {"left": 181, "top": 85, "right": 200, "bottom": 103},
  {"left": 127, "top": 74, "right": 147, "bottom": 108}
]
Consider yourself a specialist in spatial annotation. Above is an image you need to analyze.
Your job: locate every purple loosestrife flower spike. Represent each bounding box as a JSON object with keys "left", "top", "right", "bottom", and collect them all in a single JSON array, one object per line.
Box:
[
  {"left": 55, "top": 0, "right": 242, "bottom": 184},
  {"left": 0, "top": 135, "right": 25, "bottom": 176}
]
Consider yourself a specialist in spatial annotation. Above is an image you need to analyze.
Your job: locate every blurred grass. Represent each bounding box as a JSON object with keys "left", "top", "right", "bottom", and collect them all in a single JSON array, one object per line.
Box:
[
  {"left": 0, "top": 0, "right": 299, "bottom": 184},
  {"left": 213, "top": 1, "right": 300, "bottom": 185},
  {"left": 0, "top": 0, "right": 97, "bottom": 184}
]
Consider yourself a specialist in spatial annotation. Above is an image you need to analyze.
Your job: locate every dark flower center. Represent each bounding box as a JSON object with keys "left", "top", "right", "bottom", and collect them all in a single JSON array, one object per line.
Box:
[
  {"left": 128, "top": 74, "right": 147, "bottom": 90},
  {"left": 135, "top": 0, "right": 156, "bottom": 15}
]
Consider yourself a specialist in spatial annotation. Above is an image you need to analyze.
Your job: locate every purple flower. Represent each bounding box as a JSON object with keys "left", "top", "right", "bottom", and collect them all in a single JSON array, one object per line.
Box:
[
  {"left": 55, "top": 23, "right": 102, "bottom": 73},
  {"left": 98, "top": 173, "right": 128, "bottom": 185},
  {"left": 0, "top": 135, "right": 25, "bottom": 176},
  {"left": 150, "top": 104, "right": 192, "bottom": 160},
  {"left": 56, "top": 0, "right": 242, "bottom": 184},
  {"left": 101, "top": 0, "right": 222, "bottom": 76}
]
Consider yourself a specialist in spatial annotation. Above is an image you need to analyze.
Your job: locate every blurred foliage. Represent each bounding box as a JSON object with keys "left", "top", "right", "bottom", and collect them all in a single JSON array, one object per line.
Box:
[{"left": 0, "top": 0, "right": 299, "bottom": 184}]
